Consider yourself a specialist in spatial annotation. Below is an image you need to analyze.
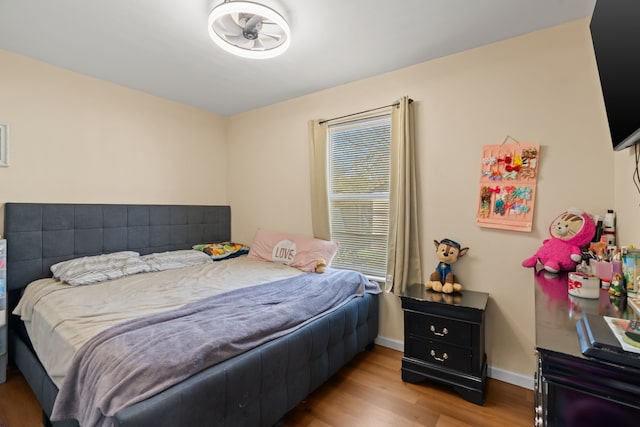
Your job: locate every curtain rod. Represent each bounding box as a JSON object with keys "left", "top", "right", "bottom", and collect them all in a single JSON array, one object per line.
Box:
[{"left": 319, "top": 98, "right": 413, "bottom": 125}]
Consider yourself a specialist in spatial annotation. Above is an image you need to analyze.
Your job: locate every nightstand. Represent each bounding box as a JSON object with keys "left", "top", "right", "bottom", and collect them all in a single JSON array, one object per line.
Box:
[{"left": 400, "top": 284, "right": 488, "bottom": 405}]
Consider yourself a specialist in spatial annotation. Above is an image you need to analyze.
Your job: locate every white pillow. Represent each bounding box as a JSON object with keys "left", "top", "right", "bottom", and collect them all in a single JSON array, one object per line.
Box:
[
  {"left": 141, "top": 250, "right": 212, "bottom": 272},
  {"left": 51, "top": 251, "right": 150, "bottom": 286}
]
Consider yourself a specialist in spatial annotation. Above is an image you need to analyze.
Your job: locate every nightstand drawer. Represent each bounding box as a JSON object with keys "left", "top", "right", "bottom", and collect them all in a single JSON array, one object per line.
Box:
[
  {"left": 405, "top": 336, "right": 472, "bottom": 373},
  {"left": 405, "top": 312, "right": 472, "bottom": 347}
]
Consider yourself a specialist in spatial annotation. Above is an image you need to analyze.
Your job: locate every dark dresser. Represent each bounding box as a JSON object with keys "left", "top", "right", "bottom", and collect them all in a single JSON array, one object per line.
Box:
[
  {"left": 534, "top": 271, "right": 640, "bottom": 426},
  {"left": 400, "top": 284, "right": 488, "bottom": 404}
]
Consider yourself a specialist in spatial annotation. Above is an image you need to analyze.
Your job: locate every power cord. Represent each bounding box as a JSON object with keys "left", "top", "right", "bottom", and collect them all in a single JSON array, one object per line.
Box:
[{"left": 634, "top": 143, "right": 640, "bottom": 196}]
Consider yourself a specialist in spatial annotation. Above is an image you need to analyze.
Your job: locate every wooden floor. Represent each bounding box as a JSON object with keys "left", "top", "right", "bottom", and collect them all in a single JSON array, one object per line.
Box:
[{"left": 0, "top": 346, "right": 534, "bottom": 427}]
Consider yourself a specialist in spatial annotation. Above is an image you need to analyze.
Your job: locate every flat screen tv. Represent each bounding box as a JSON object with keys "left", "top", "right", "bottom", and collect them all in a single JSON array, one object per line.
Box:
[{"left": 589, "top": 0, "right": 640, "bottom": 151}]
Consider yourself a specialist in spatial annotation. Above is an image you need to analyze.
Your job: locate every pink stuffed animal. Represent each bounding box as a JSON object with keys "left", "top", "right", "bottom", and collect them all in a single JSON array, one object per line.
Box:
[{"left": 522, "top": 209, "right": 595, "bottom": 273}]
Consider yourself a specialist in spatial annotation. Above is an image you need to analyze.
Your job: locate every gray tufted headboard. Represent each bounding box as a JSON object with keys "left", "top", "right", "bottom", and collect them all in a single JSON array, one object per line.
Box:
[{"left": 4, "top": 203, "right": 231, "bottom": 299}]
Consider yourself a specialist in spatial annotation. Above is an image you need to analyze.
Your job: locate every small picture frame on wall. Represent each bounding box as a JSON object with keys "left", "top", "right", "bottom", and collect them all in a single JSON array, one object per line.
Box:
[{"left": 0, "top": 123, "right": 8, "bottom": 166}]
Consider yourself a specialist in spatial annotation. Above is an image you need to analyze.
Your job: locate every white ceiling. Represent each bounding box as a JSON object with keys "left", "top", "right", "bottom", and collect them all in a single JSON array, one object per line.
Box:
[{"left": 0, "top": 0, "right": 597, "bottom": 116}]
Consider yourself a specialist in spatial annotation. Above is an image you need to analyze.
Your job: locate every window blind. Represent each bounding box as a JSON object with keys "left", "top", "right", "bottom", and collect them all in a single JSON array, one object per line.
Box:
[{"left": 328, "top": 115, "right": 391, "bottom": 278}]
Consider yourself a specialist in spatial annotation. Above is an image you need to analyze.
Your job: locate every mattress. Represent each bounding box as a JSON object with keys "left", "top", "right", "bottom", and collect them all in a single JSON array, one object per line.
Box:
[
  {"left": 13, "top": 255, "right": 380, "bottom": 427},
  {"left": 12, "top": 257, "right": 304, "bottom": 388}
]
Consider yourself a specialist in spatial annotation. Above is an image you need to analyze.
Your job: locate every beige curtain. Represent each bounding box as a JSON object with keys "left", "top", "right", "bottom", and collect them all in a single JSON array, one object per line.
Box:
[
  {"left": 308, "top": 119, "right": 331, "bottom": 240},
  {"left": 308, "top": 99, "right": 422, "bottom": 294},
  {"left": 387, "top": 96, "right": 422, "bottom": 294}
]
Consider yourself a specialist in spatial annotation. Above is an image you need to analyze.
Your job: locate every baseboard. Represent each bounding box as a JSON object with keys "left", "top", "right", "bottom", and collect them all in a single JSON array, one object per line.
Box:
[
  {"left": 374, "top": 335, "right": 404, "bottom": 352},
  {"left": 374, "top": 335, "right": 535, "bottom": 390},
  {"left": 487, "top": 365, "right": 534, "bottom": 390}
]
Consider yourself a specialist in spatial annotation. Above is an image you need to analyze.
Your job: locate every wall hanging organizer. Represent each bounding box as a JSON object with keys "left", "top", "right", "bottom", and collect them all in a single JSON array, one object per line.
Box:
[{"left": 477, "top": 136, "right": 540, "bottom": 232}]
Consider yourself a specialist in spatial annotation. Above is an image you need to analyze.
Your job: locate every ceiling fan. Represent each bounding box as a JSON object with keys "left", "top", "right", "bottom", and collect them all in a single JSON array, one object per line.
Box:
[{"left": 208, "top": 0, "right": 291, "bottom": 59}]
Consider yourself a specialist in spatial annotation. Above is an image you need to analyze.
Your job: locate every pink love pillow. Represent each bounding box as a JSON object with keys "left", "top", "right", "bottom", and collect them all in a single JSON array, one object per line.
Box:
[{"left": 247, "top": 229, "right": 338, "bottom": 272}]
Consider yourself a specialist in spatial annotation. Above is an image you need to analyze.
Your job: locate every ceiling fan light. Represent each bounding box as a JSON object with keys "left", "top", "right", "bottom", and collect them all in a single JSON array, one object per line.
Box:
[{"left": 208, "top": 1, "right": 290, "bottom": 59}]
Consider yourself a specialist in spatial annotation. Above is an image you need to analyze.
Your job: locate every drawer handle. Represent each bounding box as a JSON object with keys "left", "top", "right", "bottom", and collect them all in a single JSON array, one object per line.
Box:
[
  {"left": 429, "top": 350, "right": 448, "bottom": 362},
  {"left": 430, "top": 325, "right": 448, "bottom": 336}
]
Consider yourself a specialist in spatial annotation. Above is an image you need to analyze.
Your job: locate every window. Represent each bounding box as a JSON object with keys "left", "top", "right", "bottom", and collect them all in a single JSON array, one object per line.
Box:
[{"left": 327, "top": 115, "right": 391, "bottom": 279}]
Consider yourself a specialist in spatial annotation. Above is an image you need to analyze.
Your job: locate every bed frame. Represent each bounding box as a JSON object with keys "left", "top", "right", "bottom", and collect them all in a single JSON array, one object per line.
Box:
[{"left": 4, "top": 203, "right": 379, "bottom": 427}]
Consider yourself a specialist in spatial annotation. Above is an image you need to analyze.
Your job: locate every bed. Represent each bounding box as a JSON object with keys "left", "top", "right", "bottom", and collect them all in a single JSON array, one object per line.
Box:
[{"left": 4, "top": 203, "right": 380, "bottom": 427}]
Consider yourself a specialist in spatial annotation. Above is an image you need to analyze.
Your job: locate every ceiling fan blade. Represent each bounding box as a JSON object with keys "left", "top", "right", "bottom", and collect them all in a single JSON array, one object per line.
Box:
[
  {"left": 260, "top": 32, "right": 282, "bottom": 41},
  {"left": 225, "top": 34, "right": 253, "bottom": 46},
  {"left": 253, "top": 38, "right": 265, "bottom": 49},
  {"left": 245, "top": 14, "right": 264, "bottom": 31},
  {"left": 219, "top": 14, "right": 244, "bottom": 36},
  {"left": 261, "top": 21, "right": 283, "bottom": 31}
]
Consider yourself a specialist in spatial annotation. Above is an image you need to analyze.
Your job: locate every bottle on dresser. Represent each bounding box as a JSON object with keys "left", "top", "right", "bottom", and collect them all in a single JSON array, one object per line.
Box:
[{"left": 602, "top": 209, "right": 616, "bottom": 247}]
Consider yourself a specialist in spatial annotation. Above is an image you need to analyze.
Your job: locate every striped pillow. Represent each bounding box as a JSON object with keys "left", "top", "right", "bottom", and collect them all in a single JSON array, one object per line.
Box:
[
  {"left": 141, "top": 250, "right": 212, "bottom": 272},
  {"left": 51, "top": 251, "right": 150, "bottom": 286}
]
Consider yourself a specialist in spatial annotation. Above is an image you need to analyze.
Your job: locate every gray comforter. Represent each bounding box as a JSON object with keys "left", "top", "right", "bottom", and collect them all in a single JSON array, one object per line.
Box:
[{"left": 50, "top": 268, "right": 379, "bottom": 427}]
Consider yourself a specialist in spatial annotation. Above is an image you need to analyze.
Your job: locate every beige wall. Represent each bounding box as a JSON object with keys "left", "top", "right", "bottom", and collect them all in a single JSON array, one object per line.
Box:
[
  {"left": 0, "top": 49, "right": 229, "bottom": 235},
  {"left": 228, "top": 18, "right": 618, "bottom": 382},
  {"left": 2, "top": 16, "right": 636, "bottom": 385},
  {"left": 614, "top": 150, "right": 640, "bottom": 245}
]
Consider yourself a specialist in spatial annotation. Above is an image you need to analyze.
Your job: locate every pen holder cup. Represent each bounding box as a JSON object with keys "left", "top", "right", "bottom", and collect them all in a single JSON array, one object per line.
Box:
[{"left": 589, "top": 260, "right": 622, "bottom": 281}]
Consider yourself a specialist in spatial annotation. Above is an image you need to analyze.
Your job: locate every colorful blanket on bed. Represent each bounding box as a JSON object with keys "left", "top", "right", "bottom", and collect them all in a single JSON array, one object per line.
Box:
[{"left": 50, "top": 268, "right": 379, "bottom": 427}]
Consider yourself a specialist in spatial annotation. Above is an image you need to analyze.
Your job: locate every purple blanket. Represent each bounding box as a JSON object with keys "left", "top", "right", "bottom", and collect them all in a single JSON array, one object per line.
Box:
[{"left": 50, "top": 268, "right": 378, "bottom": 427}]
